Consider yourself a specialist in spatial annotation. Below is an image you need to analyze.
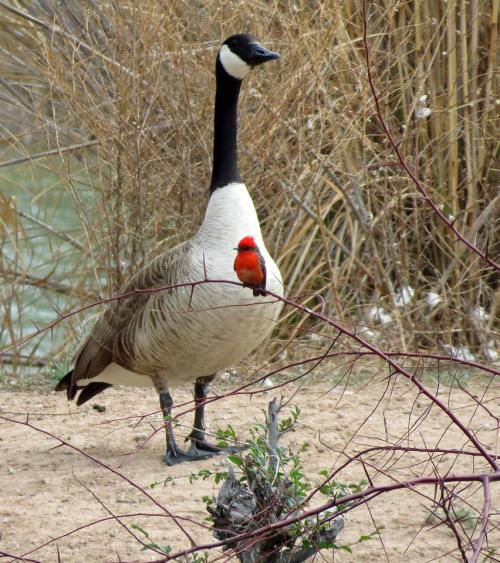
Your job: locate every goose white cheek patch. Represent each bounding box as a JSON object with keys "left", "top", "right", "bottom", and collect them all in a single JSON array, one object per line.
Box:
[{"left": 219, "top": 44, "right": 251, "bottom": 79}]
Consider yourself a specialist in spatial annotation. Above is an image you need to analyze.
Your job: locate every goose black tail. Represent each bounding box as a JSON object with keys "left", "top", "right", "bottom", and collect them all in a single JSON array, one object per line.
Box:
[
  {"left": 55, "top": 370, "right": 112, "bottom": 404},
  {"left": 55, "top": 369, "right": 78, "bottom": 400},
  {"left": 76, "top": 382, "right": 112, "bottom": 406}
]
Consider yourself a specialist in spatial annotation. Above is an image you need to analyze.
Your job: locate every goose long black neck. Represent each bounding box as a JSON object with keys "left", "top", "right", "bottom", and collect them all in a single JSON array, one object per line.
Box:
[{"left": 209, "top": 59, "right": 242, "bottom": 193}]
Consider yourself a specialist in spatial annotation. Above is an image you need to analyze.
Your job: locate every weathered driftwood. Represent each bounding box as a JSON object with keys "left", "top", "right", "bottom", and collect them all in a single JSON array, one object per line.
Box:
[{"left": 208, "top": 398, "right": 344, "bottom": 562}]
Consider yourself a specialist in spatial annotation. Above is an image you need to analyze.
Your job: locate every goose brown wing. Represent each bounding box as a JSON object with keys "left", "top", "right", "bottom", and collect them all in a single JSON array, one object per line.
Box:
[{"left": 69, "top": 240, "right": 191, "bottom": 386}]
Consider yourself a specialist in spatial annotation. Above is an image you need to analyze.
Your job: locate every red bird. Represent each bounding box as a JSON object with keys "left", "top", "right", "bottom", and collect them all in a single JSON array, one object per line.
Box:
[{"left": 233, "top": 236, "right": 267, "bottom": 296}]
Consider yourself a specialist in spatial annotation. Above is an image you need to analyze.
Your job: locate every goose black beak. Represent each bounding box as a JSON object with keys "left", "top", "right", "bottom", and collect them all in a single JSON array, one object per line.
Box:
[{"left": 248, "top": 43, "right": 280, "bottom": 66}]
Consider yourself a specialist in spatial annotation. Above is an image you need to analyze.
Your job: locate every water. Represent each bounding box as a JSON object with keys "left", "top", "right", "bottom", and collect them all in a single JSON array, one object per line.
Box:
[{"left": 1, "top": 155, "right": 92, "bottom": 367}]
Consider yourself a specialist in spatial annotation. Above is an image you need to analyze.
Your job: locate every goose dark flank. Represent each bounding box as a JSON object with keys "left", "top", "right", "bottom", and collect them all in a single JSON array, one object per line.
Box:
[{"left": 56, "top": 34, "right": 284, "bottom": 465}]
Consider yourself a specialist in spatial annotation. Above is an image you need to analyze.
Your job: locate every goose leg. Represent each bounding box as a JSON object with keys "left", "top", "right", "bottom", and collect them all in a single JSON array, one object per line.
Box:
[
  {"left": 187, "top": 376, "right": 222, "bottom": 455},
  {"left": 159, "top": 390, "right": 184, "bottom": 464},
  {"left": 159, "top": 389, "right": 217, "bottom": 466}
]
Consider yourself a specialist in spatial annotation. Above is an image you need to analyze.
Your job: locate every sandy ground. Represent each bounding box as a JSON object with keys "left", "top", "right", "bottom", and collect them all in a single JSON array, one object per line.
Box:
[{"left": 0, "top": 372, "right": 498, "bottom": 562}]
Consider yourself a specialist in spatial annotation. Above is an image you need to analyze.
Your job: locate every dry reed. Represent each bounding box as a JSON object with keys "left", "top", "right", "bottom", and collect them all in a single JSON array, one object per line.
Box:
[{"left": 0, "top": 0, "right": 498, "bottom": 375}]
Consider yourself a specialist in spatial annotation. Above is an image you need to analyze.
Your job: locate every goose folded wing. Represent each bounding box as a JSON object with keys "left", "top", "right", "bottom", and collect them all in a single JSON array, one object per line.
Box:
[{"left": 70, "top": 241, "right": 191, "bottom": 385}]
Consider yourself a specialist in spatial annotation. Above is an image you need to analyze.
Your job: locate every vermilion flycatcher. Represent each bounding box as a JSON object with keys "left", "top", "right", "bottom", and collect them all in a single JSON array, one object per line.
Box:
[{"left": 233, "top": 236, "right": 267, "bottom": 296}]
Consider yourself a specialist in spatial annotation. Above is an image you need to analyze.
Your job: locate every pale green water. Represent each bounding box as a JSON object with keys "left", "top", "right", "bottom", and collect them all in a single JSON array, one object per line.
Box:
[{"left": 1, "top": 155, "right": 92, "bottom": 365}]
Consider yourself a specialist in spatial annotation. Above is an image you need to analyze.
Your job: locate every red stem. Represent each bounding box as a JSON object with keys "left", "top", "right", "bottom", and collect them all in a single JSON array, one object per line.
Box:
[
  {"left": 274, "top": 291, "right": 498, "bottom": 471},
  {"left": 471, "top": 475, "right": 491, "bottom": 562},
  {"left": 2, "top": 278, "right": 497, "bottom": 469},
  {"left": 156, "top": 471, "right": 500, "bottom": 562},
  {"left": 0, "top": 415, "right": 197, "bottom": 547}
]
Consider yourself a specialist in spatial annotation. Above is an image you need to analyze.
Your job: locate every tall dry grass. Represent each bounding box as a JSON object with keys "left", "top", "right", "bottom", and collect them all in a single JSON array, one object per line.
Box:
[{"left": 0, "top": 0, "right": 498, "bottom": 375}]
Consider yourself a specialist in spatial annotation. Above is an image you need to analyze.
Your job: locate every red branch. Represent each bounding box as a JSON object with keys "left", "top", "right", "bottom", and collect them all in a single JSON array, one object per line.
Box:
[
  {"left": 471, "top": 475, "right": 491, "bottom": 562},
  {"left": 302, "top": 445, "right": 499, "bottom": 507},
  {"left": 0, "top": 415, "right": 197, "bottom": 547},
  {"left": 152, "top": 471, "right": 500, "bottom": 562},
  {"left": 273, "top": 290, "right": 498, "bottom": 471},
  {"left": 0, "top": 551, "right": 40, "bottom": 563},
  {"left": 1, "top": 278, "right": 497, "bottom": 469}
]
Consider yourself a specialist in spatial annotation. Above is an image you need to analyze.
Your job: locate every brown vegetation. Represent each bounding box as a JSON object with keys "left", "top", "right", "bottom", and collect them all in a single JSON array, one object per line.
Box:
[{"left": 0, "top": 0, "right": 498, "bottom": 371}]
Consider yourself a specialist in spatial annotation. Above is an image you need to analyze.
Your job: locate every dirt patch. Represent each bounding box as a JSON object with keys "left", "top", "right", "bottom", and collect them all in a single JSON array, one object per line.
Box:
[{"left": 0, "top": 374, "right": 498, "bottom": 562}]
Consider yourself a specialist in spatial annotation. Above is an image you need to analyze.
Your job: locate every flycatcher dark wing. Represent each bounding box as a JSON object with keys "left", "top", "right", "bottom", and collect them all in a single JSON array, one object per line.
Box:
[{"left": 256, "top": 248, "right": 267, "bottom": 296}]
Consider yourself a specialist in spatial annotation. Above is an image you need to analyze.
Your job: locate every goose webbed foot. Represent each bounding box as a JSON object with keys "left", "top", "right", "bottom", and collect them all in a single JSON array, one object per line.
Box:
[
  {"left": 188, "top": 431, "right": 245, "bottom": 456},
  {"left": 164, "top": 442, "right": 218, "bottom": 466},
  {"left": 163, "top": 424, "right": 241, "bottom": 466},
  {"left": 164, "top": 435, "right": 225, "bottom": 466},
  {"left": 162, "top": 410, "right": 219, "bottom": 466},
  {"left": 185, "top": 419, "right": 224, "bottom": 458},
  {"left": 188, "top": 435, "right": 223, "bottom": 453},
  {"left": 160, "top": 383, "right": 223, "bottom": 466}
]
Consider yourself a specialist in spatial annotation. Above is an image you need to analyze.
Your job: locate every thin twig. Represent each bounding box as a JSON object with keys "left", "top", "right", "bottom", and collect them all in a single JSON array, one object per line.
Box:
[
  {"left": 13, "top": 209, "right": 85, "bottom": 251},
  {"left": 470, "top": 475, "right": 491, "bottom": 563},
  {"left": 0, "top": 140, "right": 98, "bottom": 169},
  {"left": 0, "top": 415, "right": 197, "bottom": 547},
  {"left": 155, "top": 472, "right": 500, "bottom": 562}
]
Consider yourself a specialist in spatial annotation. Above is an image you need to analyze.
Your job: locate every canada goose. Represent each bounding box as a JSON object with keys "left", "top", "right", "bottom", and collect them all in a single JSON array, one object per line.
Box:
[{"left": 56, "top": 34, "right": 284, "bottom": 465}]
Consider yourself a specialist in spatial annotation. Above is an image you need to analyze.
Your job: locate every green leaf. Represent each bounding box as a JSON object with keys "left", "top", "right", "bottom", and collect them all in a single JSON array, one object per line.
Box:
[
  {"left": 140, "top": 542, "right": 172, "bottom": 555},
  {"left": 227, "top": 454, "right": 243, "bottom": 466},
  {"left": 214, "top": 470, "right": 228, "bottom": 484},
  {"left": 131, "top": 523, "right": 150, "bottom": 538},
  {"left": 198, "top": 468, "right": 211, "bottom": 480}
]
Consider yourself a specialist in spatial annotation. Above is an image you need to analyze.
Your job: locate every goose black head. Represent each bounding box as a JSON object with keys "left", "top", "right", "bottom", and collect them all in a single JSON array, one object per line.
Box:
[{"left": 218, "top": 33, "right": 280, "bottom": 80}]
